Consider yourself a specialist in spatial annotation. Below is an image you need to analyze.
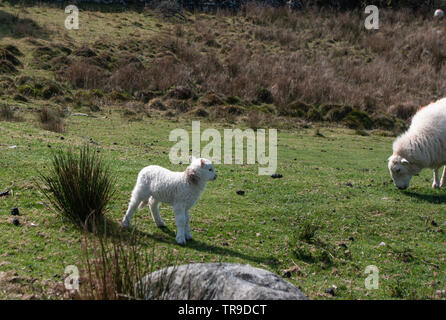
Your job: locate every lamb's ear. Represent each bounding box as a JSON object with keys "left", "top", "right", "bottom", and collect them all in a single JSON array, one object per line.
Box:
[
  {"left": 190, "top": 155, "right": 197, "bottom": 163},
  {"left": 401, "top": 158, "right": 410, "bottom": 165},
  {"left": 200, "top": 159, "right": 205, "bottom": 167}
]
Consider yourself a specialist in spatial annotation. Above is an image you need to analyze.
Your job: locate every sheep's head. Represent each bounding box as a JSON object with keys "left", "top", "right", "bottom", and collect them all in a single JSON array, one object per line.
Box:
[
  {"left": 186, "top": 156, "right": 217, "bottom": 184},
  {"left": 388, "top": 154, "right": 418, "bottom": 189}
]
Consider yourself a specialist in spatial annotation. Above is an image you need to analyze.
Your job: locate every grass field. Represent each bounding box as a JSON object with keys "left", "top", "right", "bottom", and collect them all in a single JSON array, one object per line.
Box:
[
  {"left": 1, "top": 2, "right": 446, "bottom": 300},
  {"left": 1, "top": 112, "right": 446, "bottom": 299}
]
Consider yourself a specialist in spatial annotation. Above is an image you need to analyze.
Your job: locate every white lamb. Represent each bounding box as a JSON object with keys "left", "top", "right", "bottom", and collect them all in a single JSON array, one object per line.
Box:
[
  {"left": 388, "top": 97, "right": 446, "bottom": 189},
  {"left": 122, "top": 157, "right": 217, "bottom": 245}
]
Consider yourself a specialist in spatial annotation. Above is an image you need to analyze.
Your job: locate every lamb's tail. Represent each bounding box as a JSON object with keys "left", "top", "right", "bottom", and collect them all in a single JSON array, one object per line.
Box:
[{"left": 138, "top": 199, "right": 148, "bottom": 210}]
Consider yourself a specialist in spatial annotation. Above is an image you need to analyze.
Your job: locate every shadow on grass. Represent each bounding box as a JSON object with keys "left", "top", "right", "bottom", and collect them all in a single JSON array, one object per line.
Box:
[
  {"left": 120, "top": 224, "right": 281, "bottom": 269},
  {"left": 402, "top": 191, "right": 446, "bottom": 204},
  {"left": 0, "top": 10, "right": 49, "bottom": 40}
]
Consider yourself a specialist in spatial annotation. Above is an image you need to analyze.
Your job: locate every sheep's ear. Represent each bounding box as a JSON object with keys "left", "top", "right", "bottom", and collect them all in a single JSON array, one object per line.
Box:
[
  {"left": 190, "top": 155, "right": 197, "bottom": 163},
  {"left": 200, "top": 159, "right": 205, "bottom": 167},
  {"left": 401, "top": 158, "right": 409, "bottom": 165}
]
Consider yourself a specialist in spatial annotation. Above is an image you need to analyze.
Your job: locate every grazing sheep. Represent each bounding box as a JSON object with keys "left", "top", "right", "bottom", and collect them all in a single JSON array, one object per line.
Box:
[
  {"left": 122, "top": 157, "right": 217, "bottom": 245},
  {"left": 388, "top": 97, "right": 446, "bottom": 189},
  {"left": 434, "top": 9, "right": 444, "bottom": 19}
]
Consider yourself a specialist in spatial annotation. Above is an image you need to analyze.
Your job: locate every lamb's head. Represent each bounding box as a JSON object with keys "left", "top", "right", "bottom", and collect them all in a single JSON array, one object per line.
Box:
[
  {"left": 186, "top": 156, "right": 217, "bottom": 184},
  {"left": 388, "top": 154, "right": 419, "bottom": 189}
]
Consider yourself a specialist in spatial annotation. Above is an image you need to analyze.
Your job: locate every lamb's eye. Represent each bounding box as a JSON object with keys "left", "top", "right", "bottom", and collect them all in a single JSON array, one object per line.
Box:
[{"left": 209, "top": 168, "right": 212, "bottom": 172}]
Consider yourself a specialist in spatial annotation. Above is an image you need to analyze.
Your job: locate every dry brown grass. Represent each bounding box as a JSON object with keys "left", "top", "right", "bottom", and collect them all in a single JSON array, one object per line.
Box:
[{"left": 37, "top": 107, "right": 65, "bottom": 133}]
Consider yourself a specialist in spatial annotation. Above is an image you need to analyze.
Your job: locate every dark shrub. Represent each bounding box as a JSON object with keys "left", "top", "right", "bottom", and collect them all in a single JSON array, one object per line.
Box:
[
  {"left": 256, "top": 87, "right": 273, "bottom": 104},
  {"left": 0, "top": 60, "right": 17, "bottom": 74},
  {"left": 373, "top": 114, "right": 396, "bottom": 130},
  {"left": 306, "top": 108, "right": 323, "bottom": 122},
  {"left": 281, "top": 100, "right": 311, "bottom": 117},
  {"left": 199, "top": 93, "right": 224, "bottom": 107},
  {"left": 324, "top": 105, "right": 353, "bottom": 122},
  {"left": 38, "top": 145, "right": 116, "bottom": 228},
  {"left": 344, "top": 109, "right": 373, "bottom": 130},
  {"left": 13, "top": 94, "right": 27, "bottom": 102},
  {"left": 192, "top": 107, "right": 209, "bottom": 117},
  {"left": 148, "top": 98, "right": 166, "bottom": 110},
  {"left": 166, "top": 86, "right": 196, "bottom": 100},
  {"left": 42, "top": 85, "right": 62, "bottom": 99}
]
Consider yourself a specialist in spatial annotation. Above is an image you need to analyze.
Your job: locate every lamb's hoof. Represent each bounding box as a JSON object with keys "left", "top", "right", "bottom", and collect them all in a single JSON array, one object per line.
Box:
[
  {"left": 156, "top": 221, "right": 166, "bottom": 228},
  {"left": 433, "top": 183, "right": 440, "bottom": 189},
  {"left": 185, "top": 234, "right": 193, "bottom": 241},
  {"left": 176, "top": 236, "right": 186, "bottom": 246}
]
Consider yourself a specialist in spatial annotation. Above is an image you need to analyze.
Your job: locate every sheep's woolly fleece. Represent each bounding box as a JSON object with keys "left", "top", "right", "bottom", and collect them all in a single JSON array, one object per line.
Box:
[{"left": 122, "top": 157, "right": 217, "bottom": 245}]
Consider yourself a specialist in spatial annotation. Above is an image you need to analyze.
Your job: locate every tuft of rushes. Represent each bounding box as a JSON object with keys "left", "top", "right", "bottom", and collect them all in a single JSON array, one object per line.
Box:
[{"left": 38, "top": 145, "right": 116, "bottom": 228}]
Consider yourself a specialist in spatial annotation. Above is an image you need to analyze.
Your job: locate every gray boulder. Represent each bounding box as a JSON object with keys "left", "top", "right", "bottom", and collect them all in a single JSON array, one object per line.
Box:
[{"left": 137, "top": 263, "right": 308, "bottom": 300}]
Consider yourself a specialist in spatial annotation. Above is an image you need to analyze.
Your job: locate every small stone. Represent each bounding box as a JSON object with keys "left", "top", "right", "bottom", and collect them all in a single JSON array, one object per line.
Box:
[
  {"left": 325, "top": 285, "right": 337, "bottom": 296},
  {"left": 378, "top": 241, "right": 386, "bottom": 247},
  {"left": 11, "top": 207, "right": 19, "bottom": 216},
  {"left": 0, "top": 190, "right": 9, "bottom": 197}
]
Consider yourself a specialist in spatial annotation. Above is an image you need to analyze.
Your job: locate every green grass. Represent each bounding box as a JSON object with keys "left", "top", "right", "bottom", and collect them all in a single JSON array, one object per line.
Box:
[
  {"left": 0, "top": 2, "right": 446, "bottom": 300},
  {"left": 1, "top": 112, "right": 446, "bottom": 299}
]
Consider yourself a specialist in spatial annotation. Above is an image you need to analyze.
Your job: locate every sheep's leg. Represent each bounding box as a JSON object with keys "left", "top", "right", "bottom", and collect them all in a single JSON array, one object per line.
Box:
[
  {"left": 173, "top": 204, "right": 186, "bottom": 245},
  {"left": 440, "top": 166, "right": 446, "bottom": 188},
  {"left": 122, "top": 189, "right": 144, "bottom": 228},
  {"left": 149, "top": 197, "right": 165, "bottom": 227},
  {"left": 185, "top": 210, "right": 193, "bottom": 241},
  {"left": 433, "top": 168, "right": 440, "bottom": 188}
]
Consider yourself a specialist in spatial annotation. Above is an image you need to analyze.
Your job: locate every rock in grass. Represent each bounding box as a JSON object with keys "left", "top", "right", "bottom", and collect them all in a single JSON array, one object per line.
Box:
[
  {"left": 0, "top": 190, "right": 9, "bottom": 197},
  {"left": 325, "top": 286, "right": 337, "bottom": 296},
  {"left": 11, "top": 207, "right": 19, "bottom": 216},
  {"left": 138, "top": 263, "right": 308, "bottom": 300}
]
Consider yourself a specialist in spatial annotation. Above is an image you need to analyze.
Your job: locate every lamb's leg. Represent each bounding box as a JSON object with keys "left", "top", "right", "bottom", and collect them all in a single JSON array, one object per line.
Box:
[
  {"left": 440, "top": 166, "right": 446, "bottom": 188},
  {"left": 185, "top": 210, "right": 192, "bottom": 241},
  {"left": 173, "top": 204, "right": 186, "bottom": 245},
  {"left": 433, "top": 168, "right": 440, "bottom": 188},
  {"left": 149, "top": 197, "right": 165, "bottom": 227},
  {"left": 122, "top": 186, "right": 145, "bottom": 228}
]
